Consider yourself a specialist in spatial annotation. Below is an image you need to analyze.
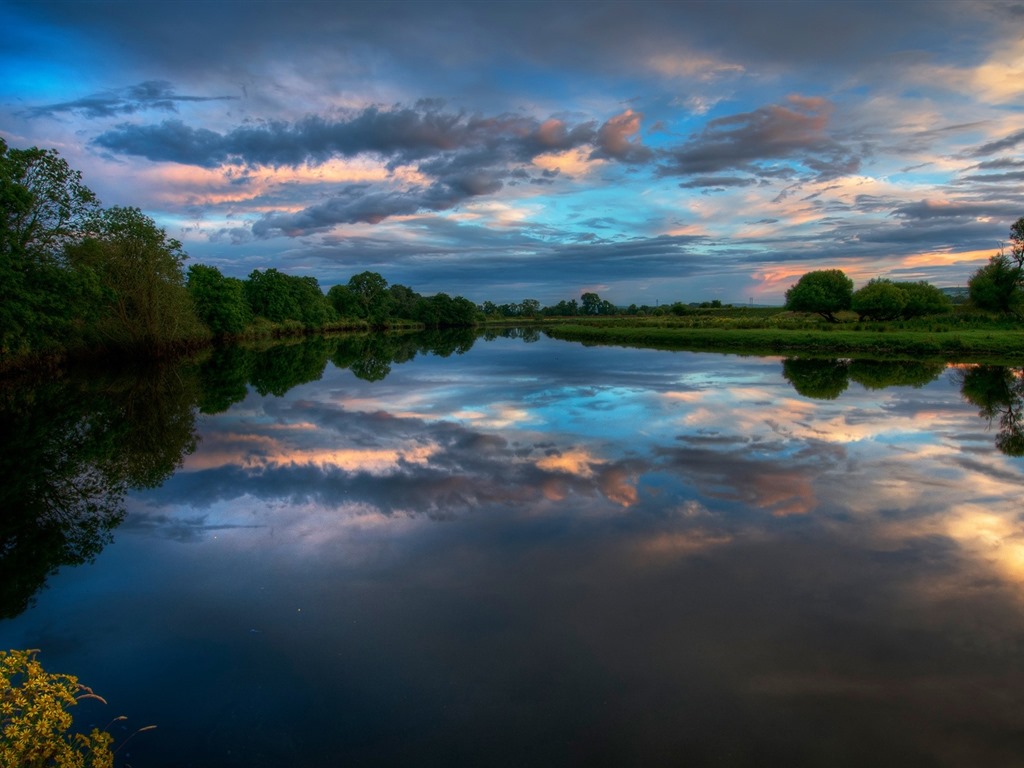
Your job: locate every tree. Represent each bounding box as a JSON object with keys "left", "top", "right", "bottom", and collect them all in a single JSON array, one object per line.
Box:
[
  {"left": 969, "top": 252, "right": 1023, "bottom": 315},
  {"left": 851, "top": 279, "right": 906, "bottom": 321},
  {"left": 581, "top": 292, "right": 601, "bottom": 315},
  {"left": 187, "top": 263, "right": 249, "bottom": 336},
  {"left": 0, "top": 140, "right": 102, "bottom": 358},
  {"left": 785, "top": 269, "right": 853, "bottom": 323},
  {"left": 66, "top": 206, "right": 204, "bottom": 349},
  {"left": 0, "top": 140, "right": 99, "bottom": 262},
  {"left": 893, "top": 281, "right": 951, "bottom": 318},
  {"left": 968, "top": 217, "right": 1024, "bottom": 316},
  {"left": 347, "top": 270, "right": 391, "bottom": 324}
]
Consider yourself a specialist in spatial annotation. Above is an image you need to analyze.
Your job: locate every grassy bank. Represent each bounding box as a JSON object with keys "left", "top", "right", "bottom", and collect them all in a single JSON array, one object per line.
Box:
[{"left": 545, "top": 313, "right": 1024, "bottom": 363}]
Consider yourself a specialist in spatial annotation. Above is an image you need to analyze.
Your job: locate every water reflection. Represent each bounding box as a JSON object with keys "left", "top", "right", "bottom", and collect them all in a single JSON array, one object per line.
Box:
[
  {"left": 781, "top": 356, "right": 946, "bottom": 399},
  {"left": 956, "top": 365, "right": 1024, "bottom": 456},
  {"left": 0, "top": 366, "right": 198, "bottom": 618},
  {"left": 2, "top": 337, "right": 1024, "bottom": 766}
]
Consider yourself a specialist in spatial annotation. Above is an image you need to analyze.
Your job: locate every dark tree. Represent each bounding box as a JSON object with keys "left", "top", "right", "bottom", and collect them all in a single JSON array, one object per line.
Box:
[{"left": 785, "top": 269, "right": 853, "bottom": 323}]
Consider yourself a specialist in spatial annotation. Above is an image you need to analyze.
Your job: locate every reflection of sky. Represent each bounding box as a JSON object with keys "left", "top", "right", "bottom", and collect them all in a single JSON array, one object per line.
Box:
[{"left": 4, "top": 336, "right": 1024, "bottom": 766}]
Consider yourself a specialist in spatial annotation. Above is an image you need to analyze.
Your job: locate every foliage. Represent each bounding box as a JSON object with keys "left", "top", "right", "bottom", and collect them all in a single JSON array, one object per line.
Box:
[
  {"left": 967, "top": 217, "right": 1024, "bottom": 316},
  {"left": 0, "top": 140, "right": 102, "bottom": 359},
  {"left": 785, "top": 269, "right": 854, "bottom": 322},
  {"left": 0, "top": 366, "right": 198, "bottom": 618},
  {"left": 0, "top": 649, "right": 114, "bottom": 768},
  {"left": 0, "top": 140, "right": 99, "bottom": 262},
  {"left": 346, "top": 271, "right": 392, "bottom": 324},
  {"left": 852, "top": 279, "right": 906, "bottom": 321},
  {"left": 968, "top": 252, "right": 1023, "bottom": 316},
  {"left": 187, "top": 264, "right": 249, "bottom": 336},
  {"left": 414, "top": 292, "right": 478, "bottom": 328},
  {"left": 894, "top": 281, "right": 951, "bottom": 318},
  {"left": 782, "top": 358, "right": 850, "bottom": 399},
  {"left": 244, "top": 268, "right": 336, "bottom": 328},
  {"left": 957, "top": 365, "right": 1024, "bottom": 456},
  {"left": 65, "top": 206, "right": 205, "bottom": 350}
]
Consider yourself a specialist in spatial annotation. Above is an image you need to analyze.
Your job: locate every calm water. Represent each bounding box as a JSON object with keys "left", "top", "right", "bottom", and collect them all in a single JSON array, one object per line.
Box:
[{"left": 2, "top": 331, "right": 1024, "bottom": 767}]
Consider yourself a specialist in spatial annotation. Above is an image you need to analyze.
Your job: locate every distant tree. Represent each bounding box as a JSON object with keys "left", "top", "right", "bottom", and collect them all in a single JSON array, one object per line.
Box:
[
  {"left": 543, "top": 298, "right": 578, "bottom": 316},
  {"left": 581, "top": 292, "right": 601, "bottom": 315},
  {"left": 516, "top": 298, "right": 540, "bottom": 317},
  {"left": 785, "top": 269, "right": 853, "bottom": 323},
  {"left": 244, "top": 268, "right": 334, "bottom": 328},
  {"left": 245, "top": 268, "right": 301, "bottom": 323},
  {"left": 414, "top": 293, "right": 477, "bottom": 328}
]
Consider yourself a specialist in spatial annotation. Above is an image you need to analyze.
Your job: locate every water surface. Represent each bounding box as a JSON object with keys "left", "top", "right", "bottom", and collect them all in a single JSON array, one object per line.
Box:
[{"left": 2, "top": 333, "right": 1023, "bottom": 767}]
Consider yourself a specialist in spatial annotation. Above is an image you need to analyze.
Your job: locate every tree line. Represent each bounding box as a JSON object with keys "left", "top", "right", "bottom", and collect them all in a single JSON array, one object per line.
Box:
[
  {"left": 0, "top": 141, "right": 479, "bottom": 368},
  {"left": 784, "top": 218, "right": 1024, "bottom": 322}
]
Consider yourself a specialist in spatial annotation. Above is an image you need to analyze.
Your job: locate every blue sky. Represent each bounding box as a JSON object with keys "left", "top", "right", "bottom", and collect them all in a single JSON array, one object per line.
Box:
[{"left": 2, "top": 0, "right": 1023, "bottom": 304}]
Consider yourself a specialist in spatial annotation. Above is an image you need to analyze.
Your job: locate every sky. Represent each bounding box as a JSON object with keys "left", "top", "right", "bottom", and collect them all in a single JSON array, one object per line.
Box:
[{"left": 2, "top": 0, "right": 1023, "bottom": 305}]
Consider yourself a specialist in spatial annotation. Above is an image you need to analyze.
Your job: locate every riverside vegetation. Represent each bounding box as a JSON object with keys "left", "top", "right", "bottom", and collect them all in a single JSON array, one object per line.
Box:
[{"left": 3, "top": 139, "right": 1023, "bottom": 373}]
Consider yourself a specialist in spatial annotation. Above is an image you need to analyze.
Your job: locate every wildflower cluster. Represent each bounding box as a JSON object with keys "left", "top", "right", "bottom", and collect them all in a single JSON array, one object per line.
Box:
[{"left": 1, "top": 649, "right": 114, "bottom": 768}]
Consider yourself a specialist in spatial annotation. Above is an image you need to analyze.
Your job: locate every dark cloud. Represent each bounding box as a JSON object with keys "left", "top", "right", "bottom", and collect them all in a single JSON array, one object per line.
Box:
[
  {"left": 656, "top": 96, "right": 861, "bottom": 182},
  {"left": 92, "top": 104, "right": 596, "bottom": 169},
  {"left": 589, "top": 110, "right": 653, "bottom": 164},
  {"left": 968, "top": 128, "right": 1024, "bottom": 157},
  {"left": 678, "top": 175, "right": 759, "bottom": 189},
  {"left": 891, "top": 199, "right": 1023, "bottom": 221},
  {"left": 24, "top": 80, "right": 235, "bottom": 119}
]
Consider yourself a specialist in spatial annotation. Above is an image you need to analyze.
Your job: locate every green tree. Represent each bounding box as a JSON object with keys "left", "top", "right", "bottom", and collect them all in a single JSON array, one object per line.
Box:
[
  {"left": 245, "top": 268, "right": 301, "bottom": 323},
  {"left": 187, "top": 263, "right": 250, "bottom": 336},
  {"left": 893, "top": 280, "right": 951, "bottom": 318},
  {"left": 968, "top": 253, "right": 1023, "bottom": 316},
  {"left": 851, "top": 279, "right": 906, "bottom": 321},
  {"left": 387, "top": 283, "right": 422, "bottom": 319},
  {"left": 327, "top": 283, "right": 361, "bottom": 319},
  {"left": 0, "top": 140, "right": 99, "bottom": 261},
  {"left": 0, "top": 140, "right": 102, "bottom": 359},
  {"left": 66, "top": 207, "right": 204, "bottom": 350},
  {"left": 581, "top": 292, "right": 601, "bottom": 315},
  {"left": 347, "top": 271, "right": 391, "bottom": 324},
  {"left": 968, "top": 217, "right": 1024, "bottom": 316},
  {"left": 785, "top": 269, "right": 853, "bottom": 323}
]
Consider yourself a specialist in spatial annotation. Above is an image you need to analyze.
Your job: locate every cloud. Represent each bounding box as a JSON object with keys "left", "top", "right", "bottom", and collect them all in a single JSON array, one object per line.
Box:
[
  {"left": 590, "top": 109, "right": 653, "bottom": 164},
  {"left": 92, "top": 104, "right": 597, "bottom": 169},
  {"left": 968, "top": 128, "right": 1024, "bottom": 157},
  {"left": 657, "top": 96, "right": 861, "bottom": 183},
  {"left": 24, "top": 80, "right": 236, "bottom": 119}
]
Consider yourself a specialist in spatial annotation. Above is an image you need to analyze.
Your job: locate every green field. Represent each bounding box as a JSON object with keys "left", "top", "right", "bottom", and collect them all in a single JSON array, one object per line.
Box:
[{"left": 542, "top": 308, "right": 1024, "bottom": 363}]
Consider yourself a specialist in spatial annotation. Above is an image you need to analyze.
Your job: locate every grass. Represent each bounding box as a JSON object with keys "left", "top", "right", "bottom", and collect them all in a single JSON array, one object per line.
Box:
[{"left": 543, "top": 308, "right": 1024, "bottom": 363}]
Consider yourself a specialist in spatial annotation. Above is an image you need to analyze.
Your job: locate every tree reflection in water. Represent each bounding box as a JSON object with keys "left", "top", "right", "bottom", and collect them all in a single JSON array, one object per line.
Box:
[
  {"left": 955, "top": 365, "right": 1024, "bottom": 456},
  {"left": 0, "top": 329, "right": 485, "bottom": 618},
  {"left": 781, "top": 356, "right": 1024, "bottom": 456},
  {"left": 0, "top": 366, "right": 199, "bottom": 619}
]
